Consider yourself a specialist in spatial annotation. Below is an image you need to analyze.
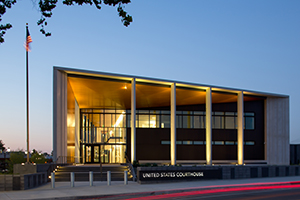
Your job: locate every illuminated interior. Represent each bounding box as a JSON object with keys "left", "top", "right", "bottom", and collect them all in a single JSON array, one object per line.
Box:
[{"left": 66, "top": 73, "right": 264, "bottom": 164}]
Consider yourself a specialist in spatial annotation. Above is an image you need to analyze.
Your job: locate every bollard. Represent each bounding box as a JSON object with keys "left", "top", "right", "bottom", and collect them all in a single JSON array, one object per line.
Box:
[
  {"left": 124, "top": 171, "right": 128, "bottom": 185},
  {"left": 51, "top": 172, "right": 55, "bottom": 188},
  {"left": 70, "top": 172, "right": 75, "bottom": 187},
  {"left": 107, "top": 171, "right": 111, "bottom": 186},
  {"left": 89, "top": 171, "right": 93, "bottom": 186}
]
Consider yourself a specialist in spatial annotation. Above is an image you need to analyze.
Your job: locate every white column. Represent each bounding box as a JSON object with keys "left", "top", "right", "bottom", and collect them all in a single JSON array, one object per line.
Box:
[
  {"left": 75, "top": 99, "right": 80, "bottom": 163},
  {"left": 53, "top": 69, "right": 68, "bottom": 164},
  {"left": 237, "top": 91, "right": 244, "bottom": 165},
  {"left": 171, "top": 83, "right": 176, "bottom": 165},
  {"left": 131, "top": 78, "right": 136, "bottom": 163},
  {"left": 206, "top": 87, "right": 212, "bottom": 165}
]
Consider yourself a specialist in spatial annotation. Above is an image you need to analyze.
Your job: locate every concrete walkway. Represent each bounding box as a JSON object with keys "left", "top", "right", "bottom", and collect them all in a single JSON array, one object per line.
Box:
[{"left": 1, "top": 176, "right": 300, "bottom": 200}]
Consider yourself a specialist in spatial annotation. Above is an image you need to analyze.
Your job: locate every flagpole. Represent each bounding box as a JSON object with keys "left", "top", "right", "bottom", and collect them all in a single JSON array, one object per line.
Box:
[{"left": 26, "top": 23, "right": 30, "bottom": 163}]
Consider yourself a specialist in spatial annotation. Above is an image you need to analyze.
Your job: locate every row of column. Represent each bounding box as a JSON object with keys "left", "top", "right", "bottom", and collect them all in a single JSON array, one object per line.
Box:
[{"left": 130, "top": 79, "right": 244, "bottom": 165}]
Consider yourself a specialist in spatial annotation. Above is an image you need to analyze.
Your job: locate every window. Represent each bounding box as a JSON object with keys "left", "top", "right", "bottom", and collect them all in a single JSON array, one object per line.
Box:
[
  {"left": 212, "top": 116, "right": 224, "bottom": 129},
  {"left": 138, "top": 110, "right": 149, "bottom": 114},
  {"left": 150, "top": 110, "right": 160, "bottom": 114},
  {"left": 81, "top": 109, "right": 127, "bottom": 145},
  {"left": 161, "top": 141, "right": 170, "bottom": 145},
  {"left": 225, "top": 141, "right": 235, "bottom": 145},
  {"left": 176, "top": 115, "right": 182, "bottom": 128},
  {"left": 138, "top": 115, "right": 149, "bottom": 128},
  {"left": 182, "top": 141, "right": 193, "bottom": 145},
  {"left": 161, "top": 115, "right": 170, "bottom": 128},
  {"left": 245, "top": 141, "right": 255, "bottom": 145},
  {"left": 150, "top": 115, "right": 159, "bottom": 128},
  {"left": 125, "top": 110, "right": 254, "bottom": 130},
  {"left": 214, "top": 141, "right": 224, "bottom": 145},
  {"left": 183, "top": 115, "right": 193, "bottom": 128},
  {"left": 225, "top": 116, "right": 235, "bottom": 129},
  {"left": 194, "top": 141, "right": 204, "bottom": 145},
  {"left": 245, "top": 116, "right": 255, "bottom": 130}
]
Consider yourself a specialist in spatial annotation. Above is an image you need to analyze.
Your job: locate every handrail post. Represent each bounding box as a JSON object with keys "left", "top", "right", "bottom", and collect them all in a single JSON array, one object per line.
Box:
[
  {"left": 107, "top": 171, "right": 111, "bottom": 185},
  {"left": 51, "top": 172, "right": 55, "bottom": 188},
  {"left": 124, "top": 171, "right": 128, "bottom": 185},
  {"left": 89, "top": 171, "right": 93, "bottom": 186},
  {"left": 70, "top": 172, "right": 75, "bottom": 187}
]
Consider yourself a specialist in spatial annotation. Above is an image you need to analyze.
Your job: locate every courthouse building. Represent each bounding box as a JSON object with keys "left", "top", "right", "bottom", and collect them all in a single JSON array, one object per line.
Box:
[{"left": 53, "top": 67, "right": 290, "bottom": 165}]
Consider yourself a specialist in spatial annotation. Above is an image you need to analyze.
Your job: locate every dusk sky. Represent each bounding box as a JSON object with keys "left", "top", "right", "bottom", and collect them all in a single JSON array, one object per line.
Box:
[{"left": 0, "top": 0, "right": 299, "bottom": 153}]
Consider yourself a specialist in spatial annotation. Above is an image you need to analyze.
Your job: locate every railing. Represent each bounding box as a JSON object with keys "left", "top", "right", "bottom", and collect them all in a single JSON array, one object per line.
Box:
[
  {"left": 125, "top": 155, "right": 137, "bottom": 182},
  {"left": 54, "top": 156, "right": 78, "bottom": 164},
  {"left": 105, "top": 136, "right": 123, "bottom": 143}
]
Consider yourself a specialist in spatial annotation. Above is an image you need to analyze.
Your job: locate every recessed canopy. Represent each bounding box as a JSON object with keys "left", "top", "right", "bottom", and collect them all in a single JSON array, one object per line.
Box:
[{"left": 67, "top": 75, "right": 264, "bottom": 109}]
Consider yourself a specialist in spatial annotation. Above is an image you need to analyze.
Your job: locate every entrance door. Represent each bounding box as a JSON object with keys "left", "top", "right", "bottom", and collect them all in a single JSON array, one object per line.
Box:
[
  {"left": 101, "top": 147, "right": 110, "bottom": 164},
  {"left": 94, "top": 146, "right": 100, "bottom": 162},
  {"left": 85, "top": 145, "right": 92, "bottom": 163},
  {"left": 84, "top": 144, "right": 125, "bottom": 164},
  {"left": 85, "top": 145, "right": 109, "bottom": 164}
]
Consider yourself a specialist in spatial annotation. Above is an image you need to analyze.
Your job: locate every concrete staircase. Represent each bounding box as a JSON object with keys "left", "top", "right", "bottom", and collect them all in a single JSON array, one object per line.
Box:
[{"left": 54, "top": 164, "right": 132, "bottom": 182}]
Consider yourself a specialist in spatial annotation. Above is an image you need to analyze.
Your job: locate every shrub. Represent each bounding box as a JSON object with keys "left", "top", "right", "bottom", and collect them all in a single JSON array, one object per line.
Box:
[
  {"left": 8, "top": 151, "right": 26, "bottom": 173},
  {"left": 30, "top": 152, "right": 46, "bottom": 164}
]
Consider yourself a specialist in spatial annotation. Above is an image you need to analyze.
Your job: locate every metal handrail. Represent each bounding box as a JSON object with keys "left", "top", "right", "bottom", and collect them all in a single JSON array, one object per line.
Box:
[{"left": 125, "top": 155, "right": 137, "bottom": 181}]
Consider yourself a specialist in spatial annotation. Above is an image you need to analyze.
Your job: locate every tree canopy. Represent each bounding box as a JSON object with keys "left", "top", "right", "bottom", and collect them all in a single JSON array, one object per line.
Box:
[
  {"left": 0, "top": 140, "right": 5, "bottom": 153},
  {"left": 0, "top": 0, "right": 132, "bottom": 43}
]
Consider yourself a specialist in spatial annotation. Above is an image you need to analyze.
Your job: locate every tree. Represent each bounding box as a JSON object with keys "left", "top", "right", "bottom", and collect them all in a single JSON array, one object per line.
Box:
[
  {"left": 0, "top": 140, "right": 5, "bottom": 153},
  {"left": 0, "top": 0, "right": 133, "bottom": 43},
  {"left": 7, "top": 151, "right": 26, "bottom": 173},
  {"left": 30, "top": 150, "right": 46, "bottom": 164}
]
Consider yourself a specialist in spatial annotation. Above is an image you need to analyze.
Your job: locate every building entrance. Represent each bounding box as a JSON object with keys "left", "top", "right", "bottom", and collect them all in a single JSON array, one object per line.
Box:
[
  {"left": 84, "top": 144, "right": 125, "bottom": 164},
  {"left": 81, "top": 109, "right": 127, "bottom": 164}
]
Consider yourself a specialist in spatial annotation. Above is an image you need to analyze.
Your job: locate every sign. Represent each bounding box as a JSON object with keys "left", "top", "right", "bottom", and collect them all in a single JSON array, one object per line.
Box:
[{"left": 138, "top": 168, "right": 222, "bottom": 182}]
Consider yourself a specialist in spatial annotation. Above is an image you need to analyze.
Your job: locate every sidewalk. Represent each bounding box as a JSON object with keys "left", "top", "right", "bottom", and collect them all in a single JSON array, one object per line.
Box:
[{"left": 1, "top": 176, "right": 300, "bottom": 200}]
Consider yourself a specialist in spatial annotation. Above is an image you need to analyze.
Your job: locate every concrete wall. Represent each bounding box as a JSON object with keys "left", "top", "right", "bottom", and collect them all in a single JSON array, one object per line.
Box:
[
  {"left": 265, "top": 97, "right": 290, "bottom": 165},
  {"left": 0, "top": 173, "right": 47, "bottom": 191},
  {"left": 53, "top": 69, "right": 68, "bottom": 163}
]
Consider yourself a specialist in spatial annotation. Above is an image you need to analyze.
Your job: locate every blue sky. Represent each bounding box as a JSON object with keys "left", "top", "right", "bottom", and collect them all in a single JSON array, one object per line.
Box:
[{"left": 0, "top": 0, "right": 299, "bottom": 153}]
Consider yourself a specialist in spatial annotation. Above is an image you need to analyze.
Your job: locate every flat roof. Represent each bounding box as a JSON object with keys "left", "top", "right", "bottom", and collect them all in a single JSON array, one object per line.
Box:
[{"left": 54, "top": 66, "right": 288, "bottom": 98}]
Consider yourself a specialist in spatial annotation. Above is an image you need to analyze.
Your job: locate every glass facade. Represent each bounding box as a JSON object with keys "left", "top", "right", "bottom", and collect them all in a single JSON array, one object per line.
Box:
[
  {"left": 79, "top": 108, "right": 255, "bottom": 163},
  {"left": 81, "top": 109, "right": 126, "bottom": 164},
  {"left": 127, "top": 110, "right": 255, "bottom": 130},
  {"left": 161, "top": 140, "right": 255, "bottom": 145}
]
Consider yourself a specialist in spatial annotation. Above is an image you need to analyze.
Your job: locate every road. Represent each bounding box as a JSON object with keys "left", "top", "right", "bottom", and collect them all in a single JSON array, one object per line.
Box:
[
  {"left": 152, "top": 188, "right": 300, "bottom": 200},
  {"left": 83, "top": 181, "right": 300, "bottom": 200}
]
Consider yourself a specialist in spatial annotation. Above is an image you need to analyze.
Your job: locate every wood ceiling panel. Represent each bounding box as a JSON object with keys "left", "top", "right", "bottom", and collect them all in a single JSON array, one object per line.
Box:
[
  {"left": 68, "top": 77, "right": 131, "bottom": 109},
  {"left": 136, "top": 84, "right": 170, "bottom": 108},
  {"left": 68, "top": 76, "right": 264, "bottom": 110}
]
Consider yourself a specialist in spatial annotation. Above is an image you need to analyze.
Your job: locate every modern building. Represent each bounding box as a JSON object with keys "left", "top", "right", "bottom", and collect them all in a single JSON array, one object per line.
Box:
[{"left": 53, "top": 67, "right": 290, "bottom": 165}]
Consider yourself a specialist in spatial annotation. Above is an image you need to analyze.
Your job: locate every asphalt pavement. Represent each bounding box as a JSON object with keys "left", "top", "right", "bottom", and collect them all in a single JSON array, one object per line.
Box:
[{"left": 1, "top": 176, "right": 300, "bottom": 200}]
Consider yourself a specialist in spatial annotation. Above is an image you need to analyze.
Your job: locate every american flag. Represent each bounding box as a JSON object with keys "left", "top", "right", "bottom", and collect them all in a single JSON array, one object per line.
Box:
[{"left": 24, "top": 28, "right": 32, "bottom": 52}]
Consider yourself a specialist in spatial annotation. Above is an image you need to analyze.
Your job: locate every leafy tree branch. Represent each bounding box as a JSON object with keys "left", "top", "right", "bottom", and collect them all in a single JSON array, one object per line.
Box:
[{"left": 0, "top": 0, "right": 132, "bottom": 43}]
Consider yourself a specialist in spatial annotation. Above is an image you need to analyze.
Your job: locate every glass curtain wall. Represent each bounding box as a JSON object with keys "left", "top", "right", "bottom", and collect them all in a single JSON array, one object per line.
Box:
[
  {"left": 81, "top": 109, "right": 126, "bottom": 164},
  {"left": 126, "top": 110, "right": 255, "bottom": 130}
]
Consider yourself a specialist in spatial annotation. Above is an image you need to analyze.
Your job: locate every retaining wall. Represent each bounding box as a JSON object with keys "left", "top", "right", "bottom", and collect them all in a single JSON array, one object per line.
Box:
[
  {"left": 137, "top": 165, "right": 300, "bottom": 184},
  {"left": 0, "top": 172, "right": 47, "bottom": 191}
]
